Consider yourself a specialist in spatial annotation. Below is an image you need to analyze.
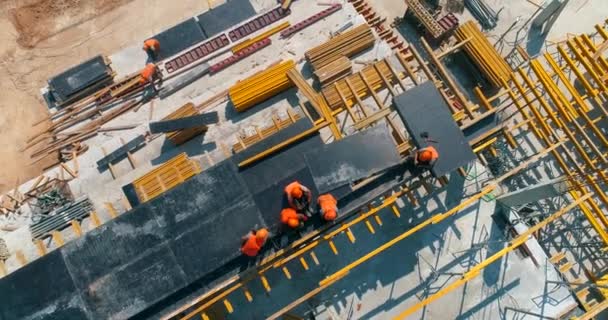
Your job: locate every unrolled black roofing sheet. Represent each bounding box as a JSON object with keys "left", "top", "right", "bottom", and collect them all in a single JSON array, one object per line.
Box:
[
  {"left": 304, "top": 125, "right": 402, "bottom": 194},
  {"left": 148, "top": 17, "right": 207, "bottom": 59},
  {"left": 196, "top": 0, "right": 256, "bottom": 37},
  {"left": 393, "top": 82, "right": 476, "bottom": 177},
  {"left": 0, "top": 250, "right": 89, "bottom": 320}
]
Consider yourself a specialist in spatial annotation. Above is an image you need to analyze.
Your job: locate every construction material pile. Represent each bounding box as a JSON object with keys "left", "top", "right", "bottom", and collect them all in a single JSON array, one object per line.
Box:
[
  {"left": 455, "top": 21, "right": 511, "bottom": 87},
  {"left": 305, "top": 24, "right": 375, "bottom": 71},
  {"left": 229, "top": 60, "right": 295, "bottom": 112},
  {"left": 315, "top": 56, "right": 352, "bottom": 87},
  {"left": 133, "top": 153, "right": 201, "bottom": 203},
  {"left": 162, "top": 103, "right": 208, "bottom": 145}
]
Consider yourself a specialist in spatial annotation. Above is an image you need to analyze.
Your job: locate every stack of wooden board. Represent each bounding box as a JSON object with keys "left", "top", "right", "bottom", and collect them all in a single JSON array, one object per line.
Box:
[
  {"left": 162, "top": 103, "right": 207, "bottom": 145},
  {"left": 454, "top": 21, "right": 511, "bottom": 87},
  {"left": 314, "top": 56, "right": 352, "bottom": 87},
  {"left": 229, "top": 60, "right": 295, "bottom": 112},
  {"left": 133, "top": 153, "right": 201, "bottom": 202},
  {"left": 305, "top": 24, "right": 375, "bottom": 71}
]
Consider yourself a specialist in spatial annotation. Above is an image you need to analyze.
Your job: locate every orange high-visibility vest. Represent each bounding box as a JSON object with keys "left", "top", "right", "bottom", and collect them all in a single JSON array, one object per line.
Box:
[
  {"left": 417, "top": 146, "right": 439, "bottom": 162},
  {"left": 284, "top": 181, "right": 303, "bottom": 198},
  {"left": 139, "top": 64, "right": 157, "bottom": 84},
  {"left": 143, "top": 38, "right": 160, "bottom": 52},
  {"left": 318, "top": 194, "right": 337, "bottom": 220},
  {"left": 241, "top": 235, "right": 262, "bottom": 257}
]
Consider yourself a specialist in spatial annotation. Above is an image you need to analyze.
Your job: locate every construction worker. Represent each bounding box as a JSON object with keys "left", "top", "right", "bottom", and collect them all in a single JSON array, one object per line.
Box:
[
  {"left": 139, "top": 63, "right": 162, "bottom": 95},
  {"left": 241, "top": 228, "right": 269, "bottom": 257},
  {"left": 284, "top": 181, "right": 312, "bottom": 213},
  {"left": 317, "top": 193, "right": 338, "bottom": 222},
  {"left": 280, "top": 207, "right": 308, "bottom": 229},
  {"left": 414, "top": 145, "right": 439, "bottom": 169},
  {"left": 143, "top": 38, "right": 161, "bottom": 62}
]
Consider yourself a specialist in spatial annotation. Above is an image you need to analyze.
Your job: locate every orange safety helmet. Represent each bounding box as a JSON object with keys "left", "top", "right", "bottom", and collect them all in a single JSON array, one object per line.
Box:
[
  {"left": 256, "top": 228, "right": 268, "bottom": 242},
  {"left": 418, "top": 149, "right": 434, "bottom": 162},
  {"left": 291, "top": 186, "right": 303, "bottom": 198},
  {"left": 287, "top": 218, "right": 300, "bottom": 228}
]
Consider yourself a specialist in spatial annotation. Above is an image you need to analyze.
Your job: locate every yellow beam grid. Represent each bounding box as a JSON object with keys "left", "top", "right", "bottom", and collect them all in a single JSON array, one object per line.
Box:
[
  {"left": 163, "top": 102, "right": 209, "bottom": 145},
  {"left": 231, "top": 21, "right": 290, "bottom": 53},
  {"left": 305, "top": 24, "right": 375, "bottom": 71},
  {"left": 133, "top": 152, "right": 201, "bottom": 202},
  {"left": 394, "top": 193, "right": 592, "bottom": 319},
  {"left": 454, "top": 21, "right": 512, "bottom": 88},
  {"left": 286, "top": 68, "right": 342, "bottom": 140},
  {"left": 228, "top": 60, "right": 295, "bottom": 112},
  {"left": 233, "top": 109, "right": 301, "bottom": 153}
]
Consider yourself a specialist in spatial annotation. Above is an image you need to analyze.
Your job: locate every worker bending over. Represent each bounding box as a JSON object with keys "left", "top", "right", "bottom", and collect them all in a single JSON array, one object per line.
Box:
[
  {"left": 143, "top": 38, "right": 161, "bottom": 62},
  {"left": 317, "top": 193, "right": 338, "bottom": 222},
  {"left": 139, "top": 63, "right": 163, "bottom": 93},
  {"left": 280, "top": 208, "right": 308, "bottom": 229},
  {"left": 414, "top": 145, "right": 439, "bottom": 169},
  {"left": 241, "top": 228, "right": 269, "bottom": 257},
  {"left": 285, "top": 181, "right": 312, "bottom": 213}
]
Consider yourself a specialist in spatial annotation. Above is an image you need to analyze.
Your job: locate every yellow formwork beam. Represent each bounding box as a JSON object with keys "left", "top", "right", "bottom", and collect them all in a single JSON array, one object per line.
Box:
[
  {"left": 393, "top": 194, "right": 592, "bottom": 319},
  {"left": 557, "top": 45, "right": 599, "bottom": 97},
  {"left": 231, "top": 21, "right": 290, "bottom": 53},
  {"left": 566, "top": 39, "right": 608, "bottom": 93}
]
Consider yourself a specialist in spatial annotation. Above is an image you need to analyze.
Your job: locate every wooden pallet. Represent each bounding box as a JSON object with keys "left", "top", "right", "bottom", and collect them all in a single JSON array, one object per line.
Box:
[
  {"left": 233, "top": 109, "right": 302, "bottom": 153},
  {"left": 133, "top": 153, "right": 201, "bottom": 202},
  {"left": 305, "top": 24, "right": 375, "bottom": 71}
]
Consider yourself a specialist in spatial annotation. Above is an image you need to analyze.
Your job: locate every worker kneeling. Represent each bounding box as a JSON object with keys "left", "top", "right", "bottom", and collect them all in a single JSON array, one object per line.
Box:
[
  {"left": 285, "top": 181, "right": 313, "bottom": 214},
  {"left": 317, "top": 193, "right": 338, "bottom": 221},
  {"left": 241, "top": 228, "right": 269, "bottom": 257},
  {"left": 414, "top": 145, "right": 439, "bottom": 169},
  {"left": 139, "top": 63, "right": 163, "bottom": 94},
  {"left": 280, "top": 208, "right": 308, "bottom": 229}
]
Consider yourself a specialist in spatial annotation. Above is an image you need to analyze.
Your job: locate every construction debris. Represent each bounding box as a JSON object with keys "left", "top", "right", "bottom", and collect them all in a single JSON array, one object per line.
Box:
[
  {"left": 162, "top": 103, "right": 209, "bottom": 145},
  {"left": 30, "top": 196, "right": 93, "bottom": 240}
]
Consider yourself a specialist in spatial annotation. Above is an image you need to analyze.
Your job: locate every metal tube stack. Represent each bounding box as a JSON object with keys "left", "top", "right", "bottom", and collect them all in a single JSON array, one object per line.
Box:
[
  {"left": 30, "top": 197, "right": 94, "bottom": 240},
  {"left": 229, "top": 60, "right": 296, "bottom": 112},
  {"left": 454, "top": 21, "right": 511, "bottom": 87}
]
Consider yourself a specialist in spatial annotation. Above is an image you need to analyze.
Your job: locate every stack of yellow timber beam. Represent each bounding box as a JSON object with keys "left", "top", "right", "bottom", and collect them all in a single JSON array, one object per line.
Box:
[
  {"left": 405, "top": 0, "right": 444, "bottom": 39},
  {"left": 229, "top": 60, "right": 295, "bottom": 112},
  {"left": 454, "top": 21, "right": 511, "bottom": 87},
  {"left": 315, "top": 56, "right": 352, "bottom": 87},
  {"left": 163, "top": 102, "right": 207, "bottom": 145},
  {"left": 322, "top": 59, "right": 396, "bottom": 110},
  {"left": 133, "top": 152, "right": 201, "bottom": 202},
  {"left": 305, "top": 24, "right": 375, "bottom": 71},
  {"left": 233, "top": 110, "right": 302, "bottom": 153}
]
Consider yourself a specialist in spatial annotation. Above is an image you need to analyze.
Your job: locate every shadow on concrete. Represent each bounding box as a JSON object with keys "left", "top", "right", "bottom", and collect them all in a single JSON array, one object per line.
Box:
[
  {"left": 152, "top": 135, "right": 217, "bottom": 165},
  {"left": 526, "top": 25, "right": 550, "bottom": 57},
  {"left": 455, "top": 278, "right": 521, "bottom": 320},
  {"left": 224, "top": 89, "right": 299, "bottom": 123}
]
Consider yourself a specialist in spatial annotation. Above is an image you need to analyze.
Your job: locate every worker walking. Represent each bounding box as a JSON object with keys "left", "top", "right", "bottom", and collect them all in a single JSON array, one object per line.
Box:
[
  {"left": 280, "top": 207, "right": 308, "bottom": 229},
  {"left": 143, "top": 38, "right": 161, "bottom": 62},
  {"left": 241, "top": 228, "right": 269, "bottom": 257},
  {"left": 285, "top": 181, "right": 313, "bottom": 213},
  {"left": 414, "top": 145, "right": 439, "bottom": 169},
  {"left": 317, "top": 193, "right": 338, "bottom": 222}
]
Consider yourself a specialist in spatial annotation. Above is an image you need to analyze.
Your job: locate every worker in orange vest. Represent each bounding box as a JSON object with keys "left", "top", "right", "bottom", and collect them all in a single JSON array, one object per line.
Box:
[
  {"left": 241, "top": 228, "right": 269, "bottom": 257},
  {"left": 280, "top": 207, "right": 308, "bottom": 229},
  {"left": 284, "top": 181, "right": 312, "bottom": 212},
  {"left": 139, "top": 63, "right": 163, "bottom": 94},
  {"left": 415, "top": 145, "right": 439, "bottom": 169},
  {"left": 317, "top": 193, "right": 338, "bottom": 221},
  {"left": 143, "top": 38, "right": 161, "bottom": 62}
]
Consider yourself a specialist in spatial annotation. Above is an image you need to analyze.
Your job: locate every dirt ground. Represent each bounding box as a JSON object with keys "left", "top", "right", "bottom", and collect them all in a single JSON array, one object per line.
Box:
[{"left": 0, "top": 0, "right": 211, "bottom": 193}]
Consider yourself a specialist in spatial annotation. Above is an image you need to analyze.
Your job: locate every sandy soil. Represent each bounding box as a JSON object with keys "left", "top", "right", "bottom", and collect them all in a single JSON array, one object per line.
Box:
[{"left": 0, "top": 0, "right": 211, "bottom": 193}]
